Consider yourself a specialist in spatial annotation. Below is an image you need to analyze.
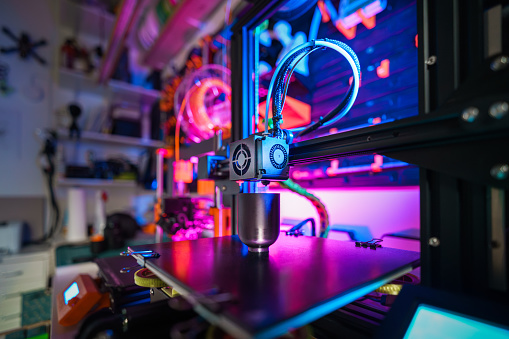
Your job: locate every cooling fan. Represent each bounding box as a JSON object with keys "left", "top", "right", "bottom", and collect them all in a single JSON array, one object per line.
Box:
[
  {"left": 232, "top": 143, "right": 252, "bottom": 177},
  {"left": 229, "top": 135, "right": 289, "bottom": 181}
]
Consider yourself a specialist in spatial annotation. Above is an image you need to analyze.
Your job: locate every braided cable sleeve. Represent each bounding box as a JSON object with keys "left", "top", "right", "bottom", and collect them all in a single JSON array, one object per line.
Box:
[
  {"left": 279, "top": 178, "right": 330, "bottom": 238},
  {"left": 272, "top": 46, "right": 315, "bottom": 134},
  {"left": 265, "top": 39, "right": 361, "bottom": 139}
]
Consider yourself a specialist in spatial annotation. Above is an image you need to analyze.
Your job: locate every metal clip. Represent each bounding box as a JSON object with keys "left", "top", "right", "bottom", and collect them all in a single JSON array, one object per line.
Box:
[
  {"left": 120, "top": 250, "right": 160, "bottom": 258},
  {"left": 355, "top": 238, "right": 383, "bottom": 250},
  {"left": 120, "top": 265, "right": 141, "bottom": 274}
]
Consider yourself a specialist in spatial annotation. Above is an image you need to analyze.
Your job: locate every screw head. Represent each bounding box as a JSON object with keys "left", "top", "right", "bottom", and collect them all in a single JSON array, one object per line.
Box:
[
  {"left": 425, "top": 55, "right": 437, "bottom": 65},
  {"left": 150, "top": 288, "right": 154, "bottom": 295},
  {"left": 490, "top": 164, "right": 509, "bottom": 180},
  {"left": 488, "top": 101, "right": 508, "bottom": 119},
  {"left": 490, "top": 55, "right": 509, "bottom": 71},
  {"left": 461, "top": 107, "right": 479, "bottom": 122},
  {"left": 428, "top": 237, "right": 440, "bottom": 247},
  {"left": 221, "top": 185, "right": 227, "bottom": 191}
]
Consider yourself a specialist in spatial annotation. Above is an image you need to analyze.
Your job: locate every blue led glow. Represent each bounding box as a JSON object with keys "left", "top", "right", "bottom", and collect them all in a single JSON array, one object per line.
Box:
[
  {"left": 151, "top": 179, "right": 157, "bottom": 190},
  {"left": 122, "top": 298, "right": 151, "bottom": 307},
  {"left": 255, "top": 267, "right": 411, "bottom": 339},
  {"left": 64, "top": 282, "right": 79, "bottom": 305},
  {"left": 404, "top": 305, "right": 509, "bottom": 339}
]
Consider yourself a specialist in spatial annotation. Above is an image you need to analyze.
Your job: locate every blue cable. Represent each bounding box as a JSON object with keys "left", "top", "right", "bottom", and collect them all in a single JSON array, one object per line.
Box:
[{"left": 264, "top": 38, "right": 361, "bottom": 139}]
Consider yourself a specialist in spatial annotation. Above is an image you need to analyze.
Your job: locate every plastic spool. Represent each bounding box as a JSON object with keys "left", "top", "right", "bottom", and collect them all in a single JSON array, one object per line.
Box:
[
  {"left": 174, "top": 65, "right": 231, "bottom": 143},
  {"left": 134, "top": 268, "right": 168, "bottom": 288}
]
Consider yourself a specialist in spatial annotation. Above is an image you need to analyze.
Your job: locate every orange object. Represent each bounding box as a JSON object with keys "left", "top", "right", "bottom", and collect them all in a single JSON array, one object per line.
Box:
[
  {"left": 358, "top": 9, "right": 376, "bottom": 29},
  {"left": 317, "top": 0, "right": 330, "bottom": 22},
  {"left": 415, "top": 34, "right": 418, "bottom": 48},
  {"left": 197, "top": 179, "right": 215, "bottom": 195},
  {"left": 210, "top": 207, "right": 231, "bottom": 237},
  {"left": 90, "top": 234, "right": 104, "bottom": 242},
  {"left": 376, "top": 59, "right": 390, "bottom": 78},
  {"left": 335, "top": 20, "right": 357, "bottom": 40},
  {"left": 143, "top": 223, "right": 157, "bottom": 234},
  {"left": 371, "top": 154, "right": 384, "bottom": 172},
  {"left": 187, "top": 78, "right": 231, "bottom": 139},
  {"left": 57, "top": 274, "right": 105, "bottom": 326},
  {"left": 258, "top": 96, "right": 311, "bottom": 132},
  {"left": 174, "top": 160, "right": 194, "bottom": 183}
]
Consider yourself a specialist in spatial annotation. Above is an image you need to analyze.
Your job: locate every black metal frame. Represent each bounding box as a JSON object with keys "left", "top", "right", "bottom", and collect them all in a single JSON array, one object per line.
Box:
[{"left": 231, "top": 0, "right": 509, "bottom": 303}]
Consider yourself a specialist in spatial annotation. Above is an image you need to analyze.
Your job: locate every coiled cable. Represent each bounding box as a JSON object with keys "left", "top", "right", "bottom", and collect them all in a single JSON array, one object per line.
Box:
[{"left": 264, "top": 38, "right": 361, "bottom": 139}]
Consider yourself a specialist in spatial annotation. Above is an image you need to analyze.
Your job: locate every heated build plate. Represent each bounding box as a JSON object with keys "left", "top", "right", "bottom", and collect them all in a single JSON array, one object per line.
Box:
[{"left": 129, "top": 235, "right": 419, "bottom": 339}]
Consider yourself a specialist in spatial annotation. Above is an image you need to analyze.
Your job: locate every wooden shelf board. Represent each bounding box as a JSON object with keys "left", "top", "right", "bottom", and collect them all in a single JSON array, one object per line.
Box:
[
  {"left": 58, "top": 129, "right": 165, "bottom": 148},
  {"left": 57, "top": 178, "right": 137, "bottom": 187}
]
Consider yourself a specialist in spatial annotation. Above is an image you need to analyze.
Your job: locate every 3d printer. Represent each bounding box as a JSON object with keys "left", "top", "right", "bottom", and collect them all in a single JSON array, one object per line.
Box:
[{"left": 60, "top": 0, "right": 509, "bottom": 338}]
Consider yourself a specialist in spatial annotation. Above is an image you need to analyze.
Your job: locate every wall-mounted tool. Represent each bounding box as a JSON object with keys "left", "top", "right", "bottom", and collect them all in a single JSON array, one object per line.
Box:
[{"left": 0, "top": 27, "right": 47, "bottom": 65}]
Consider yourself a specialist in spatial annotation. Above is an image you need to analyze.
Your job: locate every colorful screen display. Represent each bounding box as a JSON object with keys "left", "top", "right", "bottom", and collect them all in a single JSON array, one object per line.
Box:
[
  {"left": 404, "top": 305, "right": 509, "bottom": 339},
  {"left": 64, "top": 282, "right": 80, "bottom": 305}
]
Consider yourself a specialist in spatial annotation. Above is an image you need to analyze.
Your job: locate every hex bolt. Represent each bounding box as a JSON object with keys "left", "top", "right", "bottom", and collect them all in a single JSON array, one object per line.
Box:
[
  {"left": 461, "top": 107, "right": 479, "bottom": 122},
  {"left": 490, "top": 164, "right": 509, "bottom": 180},
  {"left": 428, "top": 237, "right": 440, "bottom": 247},
  {"left": 488, "top": 101, "right": 508, "bottom": 119},
  {"left": 490, "top": 55, "right": 509, "bottom": 71},
  {"left": 425, "top": 55, "right": 437, "bottom": 65}
]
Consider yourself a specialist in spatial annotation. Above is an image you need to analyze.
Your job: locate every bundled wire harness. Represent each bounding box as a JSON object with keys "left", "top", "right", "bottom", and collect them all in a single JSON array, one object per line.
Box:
[
  {"left": 279, "top": 179, "right": 330, "bottom": 238},
  {"left": 264, "top": 38, "right": 361, "bottom": 139}
]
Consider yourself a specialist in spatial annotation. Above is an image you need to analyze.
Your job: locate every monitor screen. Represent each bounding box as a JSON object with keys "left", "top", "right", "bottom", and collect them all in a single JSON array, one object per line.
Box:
[
  {"left": 64, "top": 282, "right": 80, "bottom": 305},
  {"left": 404, "top": 305, "right": 509, "bottom": 339}
]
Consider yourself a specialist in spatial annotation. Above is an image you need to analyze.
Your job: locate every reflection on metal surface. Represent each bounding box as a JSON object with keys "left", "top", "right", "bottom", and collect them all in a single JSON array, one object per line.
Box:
[
  {"left": 237, "top": 193, "right": 280, "bottom": 252},
  {"left": 129, "top": 235, "right": 420, "bottom": 338}
]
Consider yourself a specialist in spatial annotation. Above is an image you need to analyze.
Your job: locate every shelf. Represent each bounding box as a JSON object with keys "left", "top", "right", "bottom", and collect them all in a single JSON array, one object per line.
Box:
[
  {"left": 108, "top": 79, "right": 160, "bottom": 102},
  {"left": 143, "top": 0, "right": 228, "bottom": 68},
  {"left": 58, "top": 68, "right": 102, "bottom": 94},
  {"left": 57, "top": 129, "right": 165, "bottom": 148},
  {"left": 58, "top": 68, "right": 160, "bottom": 103},
  {"left": 60, "top": 0, "right": 116, "bottom": 38},
  {"left": 98, "top": 0, "right": 151, "bottom": 83},
  {"left": 57, "top": 178, "right": 137, "bottom": 188}
]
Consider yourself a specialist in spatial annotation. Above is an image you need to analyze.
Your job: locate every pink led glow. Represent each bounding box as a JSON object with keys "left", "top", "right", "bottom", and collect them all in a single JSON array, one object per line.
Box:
[
  {"left": 349, "top": 72, "right": 362, "bottom": 86},
  {"left": 362, "top": 0, "right": 385, "bottom": 18},
  {"left": 156, "top": 148, "right": 170, "bottom": 156},
  {"left": 340, "top": 12, "right": 362, "bottom": 29}
]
